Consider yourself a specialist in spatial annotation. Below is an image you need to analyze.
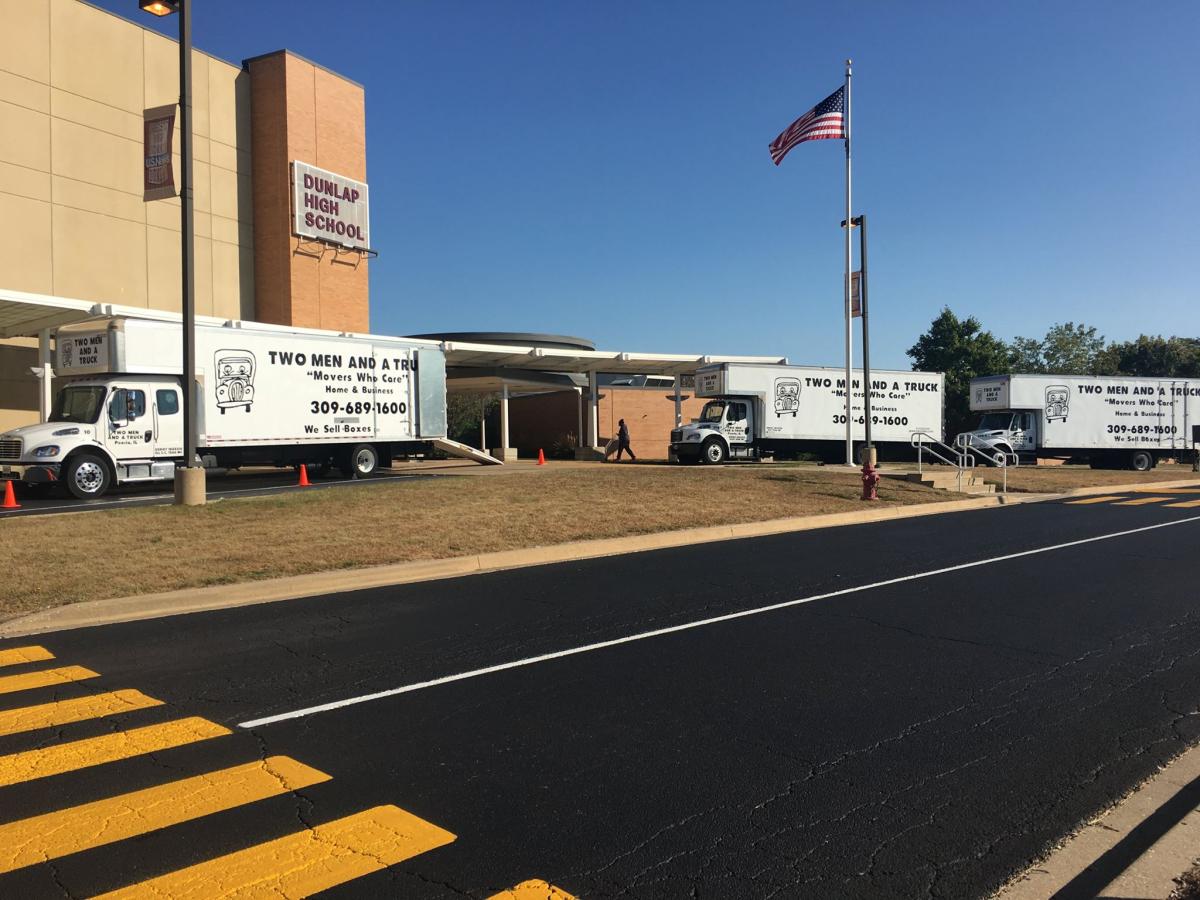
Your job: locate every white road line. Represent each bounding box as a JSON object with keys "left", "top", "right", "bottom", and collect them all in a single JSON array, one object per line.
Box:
[{"left": 238, "top": 513, "right": 1200, "bottom": 729}]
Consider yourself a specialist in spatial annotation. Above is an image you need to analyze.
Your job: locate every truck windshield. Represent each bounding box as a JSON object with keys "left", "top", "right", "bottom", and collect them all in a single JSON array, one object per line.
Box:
[
  {"left": 977, "top": 413, "right": 1014, "bottom": 431},
  {"left": 50, "top": 386, "right": 107, "bottom": 424},
  {"left": 699, "top": 401, "right": 726, "bottom": 423}
]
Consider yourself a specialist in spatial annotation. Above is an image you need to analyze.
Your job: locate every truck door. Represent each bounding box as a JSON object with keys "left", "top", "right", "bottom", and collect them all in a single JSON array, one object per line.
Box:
[
  {"left": 152, "top": 387, "right": 184, "bottom": 459},
  {"left": 1012, "top": 412, "right": 1037, "bottom": 453},
  {"left": 723, "top": 400, "right": 751, "bottom": 445},
  {"left": 103, "top": 386, "right": 154, "bottom": 461}
]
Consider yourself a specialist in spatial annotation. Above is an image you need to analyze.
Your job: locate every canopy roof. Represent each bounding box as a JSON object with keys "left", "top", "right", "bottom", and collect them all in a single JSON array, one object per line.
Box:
[{"left": 0, "top": 288, "right": 788, "bottom": 376}]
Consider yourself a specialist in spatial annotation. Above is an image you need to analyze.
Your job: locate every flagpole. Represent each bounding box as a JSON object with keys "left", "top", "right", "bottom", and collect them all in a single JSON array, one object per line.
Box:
[{"left": 843, "top": 58, "right": 854, "bottom": 466}]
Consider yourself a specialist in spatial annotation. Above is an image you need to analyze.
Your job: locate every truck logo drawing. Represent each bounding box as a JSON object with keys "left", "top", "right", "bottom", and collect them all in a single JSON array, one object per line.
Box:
[
  {"left": 1045, "top": 385, "right": 1069, "bottom": 423},
  {"left": 215, "top": 350, "right": 256, "bottom": 413},
  {"left": 774, "top": 378, "right": 800, "bottom": 417}
]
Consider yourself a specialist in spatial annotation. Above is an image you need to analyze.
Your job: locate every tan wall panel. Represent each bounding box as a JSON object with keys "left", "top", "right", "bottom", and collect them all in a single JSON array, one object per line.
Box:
[
  {"left": 52, "top": 174, "right": 145, "bottom": 224},
  {"left": 0, "top": 100, "right": 51, "bottom": 172},
  {"left": 142, "top": 28, "right": 177, "bottom": 111},
  {"left": 0, "top": 70, "right": 50, "bottom": 114},
  {"left": 50, "top": 116, "right": 141, "bottom": 195},
  {"left": 53, "top": 204, "right": 147, "bottom": 305},
  {"left": 209, "top": 164, "right": 240, "bottom": 221},
  {"left": 50, "top": 88, "right": 140, "bottom": 142},
  {"left": 0, "top": 160, "right": 51, "bottom": 202},
  {"left": 0, "top": 194, "right": 52, "bottom": 293},
  {"left": 146, "top": 224, "right": 181, "bottom": 312},
  {"left": 209, "top": 62, "right": 249, "bottom": 149},
  {"left": 0, "top": 0, "right": 49, "bottom": 83},
  {"left": 50, "top": 0, "right": 143, "bottom": 114},
  {"left": 211, "top": 239, "right": 250, "bottom": 320},
  {"left": 193, "top": 234, "right": 213, "bottom": 317}
]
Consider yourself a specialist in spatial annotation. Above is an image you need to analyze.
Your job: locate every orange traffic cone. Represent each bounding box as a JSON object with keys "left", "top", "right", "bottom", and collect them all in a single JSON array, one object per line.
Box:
[
  {"left": 297, "top": 464, "right": 311, "bottom": 487},
  {"left": 1, "top": 480, "right": 19, "bottom": 509},
  {"left": 537, "top": 448, "right": 546, "bottom": 466}
]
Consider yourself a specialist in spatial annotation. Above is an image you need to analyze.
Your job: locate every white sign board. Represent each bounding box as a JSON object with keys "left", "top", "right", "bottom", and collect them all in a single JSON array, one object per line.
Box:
[{"left": 292, "top": 161, "right": 370, "bottom": 251}]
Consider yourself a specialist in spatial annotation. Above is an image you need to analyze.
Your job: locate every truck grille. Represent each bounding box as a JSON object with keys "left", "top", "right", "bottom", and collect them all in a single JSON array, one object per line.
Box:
[
  {"left": 670, "top": 429, "right": 682, "bottom": 443},
  {"left": 0, "top": 439, "right": 21, "bottom": 460}
]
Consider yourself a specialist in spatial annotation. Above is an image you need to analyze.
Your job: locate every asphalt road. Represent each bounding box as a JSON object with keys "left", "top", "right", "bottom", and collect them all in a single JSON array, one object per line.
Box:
[
  {"left": 0, "top": 466, "right": 439, "bottom": 517},
  {"left": 3, "top": 491, "right": 1200, "bottom": 897}
]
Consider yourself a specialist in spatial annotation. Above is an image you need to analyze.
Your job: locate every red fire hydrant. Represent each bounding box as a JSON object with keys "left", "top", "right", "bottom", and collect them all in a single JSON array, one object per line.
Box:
[{"left": 861, "top": 446, "right": 880, "bottom": 501}]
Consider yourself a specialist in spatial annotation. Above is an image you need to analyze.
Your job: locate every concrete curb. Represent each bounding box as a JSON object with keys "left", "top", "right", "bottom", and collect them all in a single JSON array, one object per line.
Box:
[
  {"left": 995, "top": 741, "right": 1200, "bottom": 899},
  {"left": 0, "top": 495, "right": 1005, "bottom": 637},
  {"left": 1055, "top": 476, "right": 1200, "bottom": 497}
]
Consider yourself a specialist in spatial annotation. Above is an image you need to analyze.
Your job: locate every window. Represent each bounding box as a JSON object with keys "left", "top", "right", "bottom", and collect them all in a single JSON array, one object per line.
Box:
[
  {"left": 50, "top": 386, "right": 107, "bottom": 424},
  {"left": 110, "top": 389, "right": 146, "bottom": 421},
  {"left": 728, "top": 403, "right": 747, "bottom": 421},
  {"left": 156, "top": 389, "right": 179, "bottom": 415}
]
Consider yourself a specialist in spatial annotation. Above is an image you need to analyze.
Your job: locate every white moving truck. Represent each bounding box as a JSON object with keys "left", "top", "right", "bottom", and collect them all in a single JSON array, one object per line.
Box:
[
  {"left": 0, "top": 316, "right": 459, "bottom": 498},
  {"left": 960, "top": 373, "right": 1200, "bottom": 470},
  {"left": 670, "top": 363, "right": 944, "bottom": 464}
]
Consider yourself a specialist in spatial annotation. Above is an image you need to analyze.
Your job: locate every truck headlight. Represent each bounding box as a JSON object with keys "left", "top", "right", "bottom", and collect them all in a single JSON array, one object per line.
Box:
[{"left": 32, "top": 445, "right": 61, "bottom": 458}]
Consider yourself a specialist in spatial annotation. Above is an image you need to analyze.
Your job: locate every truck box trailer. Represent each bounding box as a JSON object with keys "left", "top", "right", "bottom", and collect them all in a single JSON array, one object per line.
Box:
[
  {"left": 0, "top": 316, "right": 477, "bottom": 498},
  {"left": 960, "top": 373, "right": 1200, "bottom": 470},
  {"left": 669, "top": 363, "right": 944, "bottom": 463}
]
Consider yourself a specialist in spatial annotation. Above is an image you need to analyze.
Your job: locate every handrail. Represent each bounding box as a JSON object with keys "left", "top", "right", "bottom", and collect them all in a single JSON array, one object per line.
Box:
[{"left": 910, "top": 430, "right": 977, "bottom": 493}]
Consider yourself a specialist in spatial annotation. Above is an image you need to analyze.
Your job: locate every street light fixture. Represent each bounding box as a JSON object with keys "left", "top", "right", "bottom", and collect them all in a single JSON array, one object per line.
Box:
[
  {"left": 139, "top": 0, "right": 178, "bottom": 15},
  {"left": 139, "top": 0, "right": 204, "bottom": 504}
]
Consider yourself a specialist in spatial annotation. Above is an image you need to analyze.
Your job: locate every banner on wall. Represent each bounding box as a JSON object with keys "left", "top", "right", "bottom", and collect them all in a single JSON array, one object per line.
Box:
[{"left": 143, "top": 105, "right": 177, "bottom": 201}]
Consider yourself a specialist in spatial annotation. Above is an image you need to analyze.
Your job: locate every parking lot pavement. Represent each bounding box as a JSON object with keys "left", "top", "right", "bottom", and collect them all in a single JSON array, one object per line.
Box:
[
  {"left": 0, "top": 467, "right": 440, "bottom": 518},
  {"left": 3, "top": 499, "right": 1200, "bottom": 896}
]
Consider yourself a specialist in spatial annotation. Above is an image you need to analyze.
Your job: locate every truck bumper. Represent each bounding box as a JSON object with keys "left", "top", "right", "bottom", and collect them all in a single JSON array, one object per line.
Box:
[{"left": 0, "top": 463, "right": 60, "bottom": 484}]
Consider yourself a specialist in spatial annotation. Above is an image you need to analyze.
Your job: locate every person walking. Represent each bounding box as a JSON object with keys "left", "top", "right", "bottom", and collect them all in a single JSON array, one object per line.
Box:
[{"left": 614, "top": 418, "right": 636, "bottom": 462}]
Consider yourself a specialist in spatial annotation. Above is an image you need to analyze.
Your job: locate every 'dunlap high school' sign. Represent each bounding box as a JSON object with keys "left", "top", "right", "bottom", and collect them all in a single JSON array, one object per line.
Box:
[{"left": 291, "top": 161, "right": 371, "bottom": 252}]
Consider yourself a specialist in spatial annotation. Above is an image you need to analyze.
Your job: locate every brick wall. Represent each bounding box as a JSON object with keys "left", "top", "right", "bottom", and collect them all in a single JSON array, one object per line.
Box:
[
  {"left": 508, "top": 386, "right": 707, "bottom": 459},
  {"left": 247, "top": 51, "right": 368, "bottom": 332}
]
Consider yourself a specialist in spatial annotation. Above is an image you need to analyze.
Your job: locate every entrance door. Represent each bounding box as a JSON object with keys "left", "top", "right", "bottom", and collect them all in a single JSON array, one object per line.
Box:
[{"left": 152, "top": 386, "right": 184, "bottom": 459}]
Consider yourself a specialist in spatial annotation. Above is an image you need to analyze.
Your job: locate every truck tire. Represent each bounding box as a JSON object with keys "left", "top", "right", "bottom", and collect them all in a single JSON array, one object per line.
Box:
[
  {"left": 1129, "top": 450, "right": 1155, "bottom": 472},
  {"left": 700, "top": 437, "right": 727, "bottom": 465},
  {"left": 341, "top": 443, "right": 379, "bottom": 479},
  {"left": 64, "top": 452, "right": 112, "bottom": 499}
]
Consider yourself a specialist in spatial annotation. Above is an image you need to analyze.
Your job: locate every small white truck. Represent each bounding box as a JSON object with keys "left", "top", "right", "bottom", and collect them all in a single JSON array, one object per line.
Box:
[
  {"left": 960, "top": 373, "right": 1200, "bottom": 470},
  {"left": 0, "top": 316, "right": 459, "bottom": 498},
  {"left": 669, "top": 363, "right": 944, "bottom": 464}
]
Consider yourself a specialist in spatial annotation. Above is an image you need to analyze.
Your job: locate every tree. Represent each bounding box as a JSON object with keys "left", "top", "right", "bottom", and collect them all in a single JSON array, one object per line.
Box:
[
  {"left": 1096, "top": 335, "right": 1200, "bottom": 378},
  {"left": 1008, "top": 322, "right": 1106, "bottom": 375},
  {"left": 908, "top": 308, "right": 1010, "bottom": 440},
  {"left": 445, "top": 392, "right": 495, "bottom": 445}
]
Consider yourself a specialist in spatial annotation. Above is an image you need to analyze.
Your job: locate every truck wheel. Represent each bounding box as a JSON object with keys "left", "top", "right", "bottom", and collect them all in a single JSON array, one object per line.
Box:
[
  {"left": 65, "top": 452, "right": 112, "bottom": 499},
  {"left": 700, "top": 438, "right": 727, "bottom": 465},
  {"left": 1129, "top": 450, "right": 1154, "bottom": 472},
  {"left": 341, "top": 444, "right": 379, "bottom": 478}
]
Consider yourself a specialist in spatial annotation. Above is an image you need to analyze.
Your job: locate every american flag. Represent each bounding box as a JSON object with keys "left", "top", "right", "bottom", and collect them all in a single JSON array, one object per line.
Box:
[{"left": 769, "top": 86, "right": 846, "bottom": 166}]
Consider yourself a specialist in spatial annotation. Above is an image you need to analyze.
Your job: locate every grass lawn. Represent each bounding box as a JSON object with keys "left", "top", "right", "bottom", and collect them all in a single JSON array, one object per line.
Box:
[
  {"left": 0, "top": 465, "right": 950, "bottom": 621},
  {"left": 976, "top": 464, "right": 1200, "bottom": 493}
]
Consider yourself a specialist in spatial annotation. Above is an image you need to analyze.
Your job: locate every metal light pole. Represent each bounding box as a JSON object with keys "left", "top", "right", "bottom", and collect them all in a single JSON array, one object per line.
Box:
[{"left": 140, "top": 0, "right": 204, "bottom": 505}]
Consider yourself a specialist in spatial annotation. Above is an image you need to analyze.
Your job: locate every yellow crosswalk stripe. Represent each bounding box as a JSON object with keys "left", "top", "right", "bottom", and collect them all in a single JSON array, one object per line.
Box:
[
  {"left": 0, "top": 717, "right": 229, "bottom": 787},
  {"left": 489, "top": 879, "right": 578, "bottom": 899},
  {"left": 0, "top": 689, "right": 163, "bottom": 737},
  {"left": 1114, "top": 496, "right": 1172, "bottom": 506},
  {"left": 1166, "top": 499, "right": 1200, "bottom": 508},
  {"left": 93, "top": 805, "right": 456, "bottom": 899},
  {"left": 0, "top": 756, "right": 329, "bottom": 874},
  {"left": 0, "top": 646, "right": 54, "bottom": 668},
  {"left": 0, "top": 665, "right": 97, "bottom": 695},
  {"left": 1066, "top": 495, "right": 1125, "bottom": 505}
]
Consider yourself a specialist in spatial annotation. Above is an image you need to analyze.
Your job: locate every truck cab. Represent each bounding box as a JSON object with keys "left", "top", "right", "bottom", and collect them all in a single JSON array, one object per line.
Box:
[
  {"left": 0, "top": 375, "right": 183, "bottom": 498},
  {"left": 670, "top": 397, "right": 756, "bottom": 464},
  {"left": 958, "top": 410, "right": 1038, "bottom": 465}
]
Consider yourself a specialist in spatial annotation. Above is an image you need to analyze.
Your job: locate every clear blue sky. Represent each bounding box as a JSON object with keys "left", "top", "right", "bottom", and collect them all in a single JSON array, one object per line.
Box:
[{"left": 100, "top": 0, "right": 1198, "bottom": 369}]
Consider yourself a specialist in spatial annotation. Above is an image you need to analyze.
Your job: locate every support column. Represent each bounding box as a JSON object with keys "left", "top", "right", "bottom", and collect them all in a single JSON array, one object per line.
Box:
[
  {"left": 37, "top": 329, "right": 52, "bottom": 422},
  {"left": 674, "top": 374, "right": 682, "bottom": 427},
  {"left": 480, "top": 395, "right": 487, "bottom": 452},
  {"left": 491, "top": 384, "right": 517, "bottom": 462},
  {"left": 575, "top": 372, "right": 605, "bottom": 460},
  {"left": 576, "top": 387, "right": 584, "bottom": 448}
]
